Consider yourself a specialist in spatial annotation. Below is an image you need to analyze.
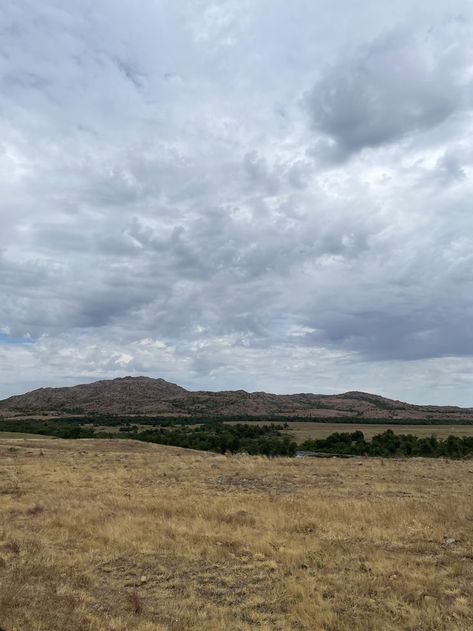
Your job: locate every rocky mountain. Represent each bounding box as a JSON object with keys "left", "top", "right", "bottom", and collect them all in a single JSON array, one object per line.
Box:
[
  {"left": 0, "top": 377, "right": 186, "bottom": 416},
  {"left": 1, "top": 376, "right": 472, "bottom": 420}
]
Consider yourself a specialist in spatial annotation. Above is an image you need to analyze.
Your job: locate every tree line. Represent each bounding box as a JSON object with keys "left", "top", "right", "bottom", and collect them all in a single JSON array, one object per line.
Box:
[
  {"left": 128, "top": 422, "right": 297, "bottom": 456},
  {"left": 2, "top": 417, "right": 473, "bottom": 458},
  {"left": 300, "top": 430, "right": 473, "bottom": 458}
]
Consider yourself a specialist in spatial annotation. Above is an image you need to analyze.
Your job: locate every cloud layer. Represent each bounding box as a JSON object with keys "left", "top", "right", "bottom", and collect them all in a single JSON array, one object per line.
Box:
[
  {"left": 305, "top": 24, "right": 473, "bottom": 159},
  {"left": 1, "top": 0, "right": 473, "bottom": 404}
]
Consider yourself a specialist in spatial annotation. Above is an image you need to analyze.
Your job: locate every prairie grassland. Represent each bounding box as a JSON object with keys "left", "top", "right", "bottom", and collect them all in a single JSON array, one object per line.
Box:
[
  {"left": 226, "top": 420, "right": 473, "bottom": 442},
  {"left": 0, "top": 432, "right": 56, "bottom": 439},
  {"left": 0, "top": 437, "right": 473, "bottom": 630}
]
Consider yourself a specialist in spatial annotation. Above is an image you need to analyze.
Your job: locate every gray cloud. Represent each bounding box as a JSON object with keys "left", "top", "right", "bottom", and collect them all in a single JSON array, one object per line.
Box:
[
  {"left": 305, "top": 23, "right": 472, "bottom": 160},
  {"left": 1, "top": 0, "right": 473, "bottom": 404}
]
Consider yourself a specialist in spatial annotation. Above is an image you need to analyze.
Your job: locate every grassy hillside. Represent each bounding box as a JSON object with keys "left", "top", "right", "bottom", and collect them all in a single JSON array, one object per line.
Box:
[{"left": 1, "top": 437, "right": 472, "bottom": 630}]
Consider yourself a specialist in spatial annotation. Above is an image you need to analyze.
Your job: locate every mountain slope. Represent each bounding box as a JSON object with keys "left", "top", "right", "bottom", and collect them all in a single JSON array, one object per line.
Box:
[
  {"left": 0, "top": 377, "right": 187, "bottom": 415},
  {"left": 1, "top": 376, "right": 472, "bottom": 420}
]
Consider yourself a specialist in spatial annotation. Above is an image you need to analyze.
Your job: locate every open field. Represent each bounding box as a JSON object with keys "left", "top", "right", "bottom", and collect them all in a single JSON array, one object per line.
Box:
[
  {"left": 0, "top": 432, "right": 57, "bottom": 439},
  {"left": 226, "top": 420, "right": 473, "bottom": 442},
  {"left": 1, "top": 438, "right": 473, "bottom": 630}
]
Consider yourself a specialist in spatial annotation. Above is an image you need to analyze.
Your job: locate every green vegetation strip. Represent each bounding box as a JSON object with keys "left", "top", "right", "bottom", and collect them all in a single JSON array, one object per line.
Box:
[{"left": 2, "top": 415, "right": 473, "bottom": 458}]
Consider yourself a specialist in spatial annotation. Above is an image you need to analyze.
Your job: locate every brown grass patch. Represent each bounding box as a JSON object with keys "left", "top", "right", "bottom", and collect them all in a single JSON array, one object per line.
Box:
[
  {"left": 226, "top": 420, "right": 473, "bottom": 442},
  {"left": 0, "top": 437, "right": 472, "bottom": 630}
]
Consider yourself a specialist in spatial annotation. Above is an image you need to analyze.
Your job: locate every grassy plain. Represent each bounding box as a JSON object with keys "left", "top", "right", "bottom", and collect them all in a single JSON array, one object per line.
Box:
[
  {"left": 1, "top": 436, "right": 473, "bottom": 630},
  {"left": 0, "top": 431, "right": 55, "bottom": 439},
  {"left": 225, "top": 420, "right": 473, "bottom": 442}
]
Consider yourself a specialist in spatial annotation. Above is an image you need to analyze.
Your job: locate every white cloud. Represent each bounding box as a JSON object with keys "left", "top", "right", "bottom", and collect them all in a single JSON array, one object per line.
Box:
[{"left": 1, "top": 0, "right": 473, "bottom": 404}]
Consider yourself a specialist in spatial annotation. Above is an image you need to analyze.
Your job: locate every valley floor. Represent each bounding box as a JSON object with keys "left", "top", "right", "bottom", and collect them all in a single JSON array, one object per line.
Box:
[{"left": 0, "top": 437, "right": 472, "bottom": 630}]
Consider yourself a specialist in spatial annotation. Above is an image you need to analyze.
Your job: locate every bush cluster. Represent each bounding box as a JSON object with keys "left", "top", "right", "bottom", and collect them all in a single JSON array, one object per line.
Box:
[
  {"left": 300, "top": 430, "right": 473, "bottom": 458},
  {"left": 132, "top": 422, "right": 297, "bottom": 456}
]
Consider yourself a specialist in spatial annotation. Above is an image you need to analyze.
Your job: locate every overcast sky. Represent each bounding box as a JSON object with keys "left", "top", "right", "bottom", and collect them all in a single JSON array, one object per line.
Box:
[{"left": 1, "top": 0, "right": 473, "bottom": 404}]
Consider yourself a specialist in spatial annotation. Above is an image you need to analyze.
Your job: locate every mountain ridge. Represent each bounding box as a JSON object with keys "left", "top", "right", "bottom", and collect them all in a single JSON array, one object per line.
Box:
[{"left": 1, "top": 376, "right": 472, "bottom": 421}]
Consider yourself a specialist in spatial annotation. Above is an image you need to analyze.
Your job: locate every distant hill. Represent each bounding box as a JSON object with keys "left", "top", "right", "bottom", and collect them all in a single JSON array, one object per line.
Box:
[
  {"left": 0, "top": 377, "right": 186, "bottom": 416},
  {"left": 1, "top": 376, "right": 473, "bottom": 421}
]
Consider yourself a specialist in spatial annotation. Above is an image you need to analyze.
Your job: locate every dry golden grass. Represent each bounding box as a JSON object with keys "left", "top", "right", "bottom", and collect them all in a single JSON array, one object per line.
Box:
[
  {"left": 1, "top": 437, "right": 473, "bottom": 630},
  {"left": 226, "top": 420, "right": 473, "bottom": 442},
  {"left": 0, "top": 432, "right": 57, "bottom": 439}
]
